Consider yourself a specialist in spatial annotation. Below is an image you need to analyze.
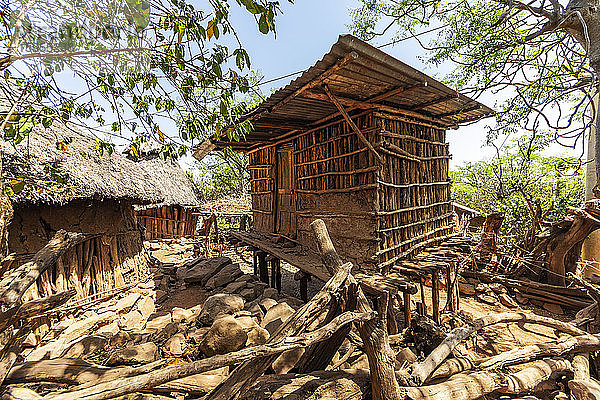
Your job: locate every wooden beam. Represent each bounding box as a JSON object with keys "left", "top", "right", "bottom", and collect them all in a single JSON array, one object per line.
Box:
[
  {"left": 435, "top": 105, "right": 482, "bottom": 118},
  {"left": 409, "top": 94, "right": 459, "bottom": 110},
  {"left": 366, "top": 82, "right": 427, "bottom": 103},
  {"left": 252, "top": 121, "right": 308, "bottom": 130},
  {"left": 321, "top": 84, "right": 383, "bottom": 163}
]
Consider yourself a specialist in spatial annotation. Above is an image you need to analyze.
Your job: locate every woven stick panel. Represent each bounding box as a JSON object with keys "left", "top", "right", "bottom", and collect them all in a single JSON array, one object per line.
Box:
[
  {"left": 293, "top": 114, "right": 378, "bottom": 193},
  {"left": 136, "top": 205, "right": 198, "bottom": 239},
  {"left": 249, "top": 146, "right": 275, "bottom": 232},
  {"left": 376, "top": 115, "right": 454, "bottom": 267}
]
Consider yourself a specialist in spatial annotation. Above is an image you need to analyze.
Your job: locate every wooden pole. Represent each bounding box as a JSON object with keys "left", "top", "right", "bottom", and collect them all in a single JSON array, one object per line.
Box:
[{"left": 321, "top": 84, "right": 383, "bottom": 164}]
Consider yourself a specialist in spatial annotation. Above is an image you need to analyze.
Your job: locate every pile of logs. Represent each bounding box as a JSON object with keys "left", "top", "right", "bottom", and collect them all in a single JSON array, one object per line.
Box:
[{"left": 4, "top": 222, "right": 600, "bottom": 400}]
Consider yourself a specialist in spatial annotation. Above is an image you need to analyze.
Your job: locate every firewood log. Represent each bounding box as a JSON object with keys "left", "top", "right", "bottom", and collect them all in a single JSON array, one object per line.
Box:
[{"left": 410, "top": 312, "right": 585, "bottom": 385}]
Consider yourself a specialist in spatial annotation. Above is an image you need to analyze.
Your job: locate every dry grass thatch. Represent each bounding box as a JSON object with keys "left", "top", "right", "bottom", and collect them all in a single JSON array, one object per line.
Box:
[{"left": 1, "top": 120, "right": 200, "bottom": 208}]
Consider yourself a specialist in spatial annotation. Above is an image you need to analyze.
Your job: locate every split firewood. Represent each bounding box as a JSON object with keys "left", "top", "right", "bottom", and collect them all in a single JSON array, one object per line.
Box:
[
  {"left": 42, "top": 310, "right": 374, "bottom": 400},
  {"left": 431, "top": 333, "right": 600, "bottom": 381},
  {"left": 410, "top": 312, "right": 585, "bottom": 385},
  {"left": 568, "top": 353, "right": 600, "bottom": 400},
  {"left": 407, "top": 358, "right": 572, "bottom": 400},
  {"left": 6, "top": 358, "right": 227, "bottom": 396},
  {"left": 0, "top": 230, "right": 86, "bottom": 307}
]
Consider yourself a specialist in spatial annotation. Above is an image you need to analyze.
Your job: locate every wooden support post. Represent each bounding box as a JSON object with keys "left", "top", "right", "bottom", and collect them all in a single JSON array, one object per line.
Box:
[
  {"left": 268, "top": 257, "right": 281, "bottom": 292},
  {"left": 257, "top": 252, "right": 268, "bottom": 284},
  {"left": 387, "top": 294, "right": 398, "bottom": 334},
  {"left": 416, "top": 302, "right": 424, "bottom": 316},
  {"left": 403, "top": 292, "right": 411, "bottom": 328},
  {"left": 446, "top": 265, "right": 453, "bottom": 312},
  {"left": 294, "top": 270, "right": 311, "bottom": 303},
  {"left": 432, "top": 270, "right": 440, "bottom": 324},
  {"left": 420, "top": 279, "right": 427, "bottom": 314}
]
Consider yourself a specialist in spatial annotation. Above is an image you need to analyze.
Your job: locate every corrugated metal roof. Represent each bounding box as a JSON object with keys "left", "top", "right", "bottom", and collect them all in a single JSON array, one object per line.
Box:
[{"left": 213, "top": 34, "right": 494, "bottom": 151}]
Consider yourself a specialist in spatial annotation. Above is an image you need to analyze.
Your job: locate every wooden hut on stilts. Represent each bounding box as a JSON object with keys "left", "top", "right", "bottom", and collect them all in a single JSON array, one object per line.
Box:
[{"left": 195, "top": 34, "right": 493, "bottom": 326}]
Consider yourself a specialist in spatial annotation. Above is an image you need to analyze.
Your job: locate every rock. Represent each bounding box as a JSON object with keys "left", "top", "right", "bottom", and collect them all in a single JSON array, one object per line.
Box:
[
  {"left": 107, "top": 342, "right": 158, "bottom": 366},
  {"left": 235, "top": 315, "right": 260, "bottom": 331},
  {"left": 198, "top": 294, "right": 245, "bottom": 326},
  {"left": 247, "top": 303, "right": 265, "bottom": 321},
  {"left": 137, "top": 296, "right": 155, "bottom": 319},
  {"left": 160, "top": 275, "right": 169, "bottom": 291},
  {"left": 109, "top": 331, "right": 131, "bottom": 347},
  {"left": 499, "top": 293, "right": 519, "bottom": 308},
  {"left": 115, "top": 293, "right": 142, "bottom": 314},
  {"left": 272, "top": 349, "right": 304, "bottom": 374},
  {"left": 489, "top": 283, "right": 508, "bottom": 294},
  {"left": 97, "top": 321, "right": 120, "bottom": 336},
  {"left": 262, "top": 288, "right": 279, "bottom": 300},
  {"left": 155, "top": 290, "right": 168, "bottom": 303},
  {"left": 205, "top": 263, "right": 243, "bottom": 290},
  {"left": 62, "top": 335, "right": 108, "bottom": 358},
  {"left": 119, "top": 310, "right": 144, "bottom": 331},
  {"left": 223, "top": 281, "right": 247, "bottom": 294},
  {"left": 172, "top": 307, "right": 194, "bottom": 323},
  {"left": 189, "top": 327, "right": 210, "bottom": 344},
  {"left": 395, "top": 348, "right": 417, "bottom": 365},
  {"left": 258, "top": 298, "right": 278, "bottom": 313},
  {"left": 164, "top": 333, "right": 187, "bottom": 357},
  {"left": 253, "top": 282, "right": 268, "bottom": 298},
  {"left": 246, "top": 326, "right": 270, "bottom": 347},
  {"left": 236, "top": 274, "right": 256, "bottom": 283},
  {"left": 280, "top": 296, "right": 304, "bottom": 310},
  {"left": 199, "top": 315, "right": 248, "bottom": 357},
  {"left": 475, "top": 293, "right": 498, "bottom": 305},
  {"left": 261, "top": 302, "right": 294, "bottom": 335},
  {"left": 240, "top": 288, "right": 256, "bottom": 302},
  {"left": 543, "top": 302, "right": 564, "bottom": 315},
  {"left": 184, "top": 257, "right": 232, "bottom": 285},
  {"left": 145, "top": 314, "right": 172, "bottom": 332}
]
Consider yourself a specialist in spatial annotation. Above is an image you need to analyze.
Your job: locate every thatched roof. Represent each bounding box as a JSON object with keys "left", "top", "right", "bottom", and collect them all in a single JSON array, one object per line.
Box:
[
  {"left": 1, "top": 114, "right": 200, "bottom": 209},
  {"left": 132, "top": 156, "right": 202, "bottom": 209},
  {"left": 1, "top": 121, "right": 169, "bottom": 206}
]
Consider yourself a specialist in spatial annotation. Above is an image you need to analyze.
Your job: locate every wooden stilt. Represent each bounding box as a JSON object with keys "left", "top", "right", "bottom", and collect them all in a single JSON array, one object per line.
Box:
[
  {"left": 432, "top": 270, "right": 440, "bottom": 324},
  {"left": 294, "top": 271, "right": 311, "bottom": 302},
  {"left": 387, "top": 294, "right": 398, "bottom": 334},
  {"left": 420, "top": 278, "right": 427, "bottom": 314},
  {"left": 257, "top": 251, "right": 268, "bottom": 284},
  {"left": 252, "top": 248, "right": 258, "bottom": 276},
  {"left": 403, "top": 292, "right": 411, "bottom": 328}
]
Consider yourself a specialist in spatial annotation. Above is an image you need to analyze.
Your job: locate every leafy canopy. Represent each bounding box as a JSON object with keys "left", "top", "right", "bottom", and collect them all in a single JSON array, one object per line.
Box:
[
  {"left": 350, "top": 0, "right": 596, "bottom": 154},
  {"left": 0, "top": 0, "right": 290, "bottom": 165},
  {"left": 451, "top": 136, "right": 585, "bottom": 242}
]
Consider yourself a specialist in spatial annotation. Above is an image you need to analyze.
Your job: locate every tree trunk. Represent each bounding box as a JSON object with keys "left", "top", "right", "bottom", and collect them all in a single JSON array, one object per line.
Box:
[{"left": 0, "top": 153, "right": 13, "bottom": 262}]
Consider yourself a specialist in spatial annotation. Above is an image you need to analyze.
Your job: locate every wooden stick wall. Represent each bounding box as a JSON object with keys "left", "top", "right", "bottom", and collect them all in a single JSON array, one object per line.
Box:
[
  {"left": 246, "top": 111, "right": 455, "bottom": 271},
  {"left": 375, "top": 112, "right": 454, "bottom": 270},
  {"left": 249, "top": 148, "right": 275, "bottom": 233},
  {"left": 136, "top": 205, "right": 198, "bottom": 239},
  {"left": 22, "top": 230, "right": 149, "bottom": 303}
]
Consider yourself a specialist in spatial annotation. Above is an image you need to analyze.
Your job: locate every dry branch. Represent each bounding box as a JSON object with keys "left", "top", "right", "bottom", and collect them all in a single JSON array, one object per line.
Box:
[{"left": 410, "top": 312, "right": 585, "bottom": 385}]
